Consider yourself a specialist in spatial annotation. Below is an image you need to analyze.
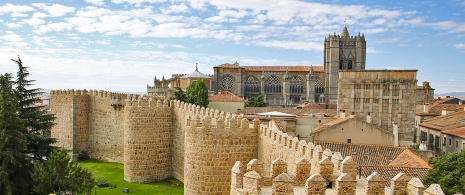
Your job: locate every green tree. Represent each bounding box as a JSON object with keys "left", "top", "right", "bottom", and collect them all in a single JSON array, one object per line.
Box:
[
  {"left": 12, "top": 56, "right": 56, "bottom": 162},
  {"left": 245, "top": 94, "right": 268, "bottom": 107},
  {"left": 0, "top": 73, "right": 33, "bottom": 195},
  {"left": 33, "top": 149, "right": 94, "bottom": 195},
  {"left": 172, "top": 87, "right": 186, "bottom": 102},
  {"left": 185, "top": 78, "right": 209, "bottom": 107},
  {"left": 423, "top": 150, "right": 465, "bottom": 195}
]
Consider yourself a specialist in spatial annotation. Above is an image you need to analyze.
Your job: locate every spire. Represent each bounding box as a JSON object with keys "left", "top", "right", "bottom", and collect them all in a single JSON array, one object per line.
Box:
[
  {"left": 342, "top": 25, "right": 349, "bottom": 38},
  {"left": 195, "top": 63, "right": 198, "bottom": 71}
]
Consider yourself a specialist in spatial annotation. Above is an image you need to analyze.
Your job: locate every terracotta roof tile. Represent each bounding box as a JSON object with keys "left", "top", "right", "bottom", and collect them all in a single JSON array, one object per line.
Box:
[
  {"left": 237, "top": 107, "right": 337, "bottom": 117},
  {"left": 419, "top": 110, "right": 465, "bottom": 130},
  {"left": 316, "top": 142, "right": 408, "bottom": 166},
  {"left": 388, "top": 149, "right": 430, "bottom": 168},
  {"left": 442, "top": 127, "right": 465, "bottom": 138},
  {"left": 296, "top": 103, "right": 337, "bottom": 109},
  {"left": 433, "top": 97, "right": 456, "bottom": 105},
  {"left": 428, "top": 104, "right": 465, "bottom": 114},
  {"left": 243, "top": 66, "right": 324, "bottom": 72},
  {"left": 311, "top": 117, "right": 352, "bottom": 134},
  {"left": 360, "top": 166, "right": 430, "bottom": 187},
  {"left": 208, "top": 91, "right": 245, "bottom": 102}
]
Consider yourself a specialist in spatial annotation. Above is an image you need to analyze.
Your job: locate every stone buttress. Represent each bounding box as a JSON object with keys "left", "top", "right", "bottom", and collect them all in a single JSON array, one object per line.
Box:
[
  {"left": 123, "top": 98, "right": 173, "bottom": 182},
  {"left": 184, "top": 107, "right": 259, "bottom": 195}
]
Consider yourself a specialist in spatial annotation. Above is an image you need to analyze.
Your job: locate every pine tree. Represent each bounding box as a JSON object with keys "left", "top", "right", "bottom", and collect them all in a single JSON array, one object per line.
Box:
[
  {"left": 33, "top": 149, "right": 94, "bottom": 195},
  {"left": 0, "top": 73, "right": 33, "bottom": 195},
  {"left": 12, "top": 56, "right": 56, "bottom": 162}
]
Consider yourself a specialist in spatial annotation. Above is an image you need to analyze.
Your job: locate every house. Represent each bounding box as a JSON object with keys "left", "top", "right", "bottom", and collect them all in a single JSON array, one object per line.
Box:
[{"left": 207, "top": 91, "right": 245, "bottom": 113}]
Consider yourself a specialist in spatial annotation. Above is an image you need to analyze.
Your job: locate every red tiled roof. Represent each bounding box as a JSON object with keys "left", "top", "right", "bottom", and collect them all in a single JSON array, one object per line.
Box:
[
  {"left": 243, "top": 66, "right": 324, "bottom": 72},
  {"left": 236, "top": 107, "right": 337, "bottom": 117},
  {"left": 388, "top": 149, "right": 430, "bottom": 168},
  {"left": 419, "top": 110, "right": 465, "bottom": 130},
  {"left": 208, "top": 91, "right": 244, "bottom": 102},
  {"left": 442, "top": 127, "right": 465, "bottom": 138},
  {"left": 296, "top": 103, "right": 337, "bottom": 109},
  {"left": 428, "top": 104, "right": 465, "bottom": 114},
  {"left": 311, "top": 117, "right": 352, "bottom": 134},
  {"left": 360, "top": 166, "right": 430, "bottom": 187},
  {"left": 433, "top": 97, "right": 455, "bottom": 105},
  {"left": 316, "top": 142, "right": 408, "bottom": 166}
]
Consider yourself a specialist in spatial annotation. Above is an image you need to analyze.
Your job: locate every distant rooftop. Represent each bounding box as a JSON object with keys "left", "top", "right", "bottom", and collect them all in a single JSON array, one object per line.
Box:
[{"left": 182, "top": 63, "right": 210, "bottom": 79}]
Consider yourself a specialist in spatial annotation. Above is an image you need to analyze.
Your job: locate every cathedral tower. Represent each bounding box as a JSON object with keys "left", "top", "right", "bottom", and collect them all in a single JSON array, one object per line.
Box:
[{"left": 324, "top": 26, "right": 366, "bottom": 103}]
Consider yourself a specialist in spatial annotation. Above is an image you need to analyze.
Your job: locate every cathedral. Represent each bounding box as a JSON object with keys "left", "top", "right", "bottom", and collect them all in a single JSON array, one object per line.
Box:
[
  {"left": 210, "top": 26, "right": 366, "bottom": 106},
  {"left": 149, "top": 26, "right": 366, "bottom": 106}
]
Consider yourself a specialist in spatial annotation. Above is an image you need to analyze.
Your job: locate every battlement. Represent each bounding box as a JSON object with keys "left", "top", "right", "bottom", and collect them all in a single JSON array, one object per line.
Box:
[{"left": 231, "top": 157, "right": 444, "bottom": 195}]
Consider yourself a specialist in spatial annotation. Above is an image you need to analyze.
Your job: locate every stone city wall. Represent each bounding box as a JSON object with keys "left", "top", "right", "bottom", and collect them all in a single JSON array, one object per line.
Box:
[
  {"left": 258, "top": 120, "right": 314, "bottom": 179},
  {"left": 123, "top": 98, "right": 173, "bottom": 183},
  {"left": 50, "top": 90, "right": 80, "bottom": 152},
  {"left": 181, "top": 100, "right": 259, "bottom": 195}
]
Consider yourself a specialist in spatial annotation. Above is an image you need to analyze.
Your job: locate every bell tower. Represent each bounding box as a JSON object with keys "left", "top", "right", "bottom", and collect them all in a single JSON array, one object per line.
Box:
[{"left": 323, "top": 26, "right": 366, "bottom": 104}]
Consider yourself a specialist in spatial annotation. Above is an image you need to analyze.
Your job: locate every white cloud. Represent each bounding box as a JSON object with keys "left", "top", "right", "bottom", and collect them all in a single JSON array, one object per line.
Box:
[
  {"left": 160, "top": 4, "right": 189, "bottom": 14},
  {"left": 5, "top": 23, "right": 22, "bottom": 28},
  {"left": 85, "top": 0, "right": 105, "bottom": 6},
  {"left": 32, "top": 3, "right": 75, "bottom": 17},
  {"left": 257, "top": 40, "right": 321, "bottom": 51},
  {"left": 455, "top": 43, "right": 465, "bottom": 50},
  {"left": 96, "top": 40, "right": 111, "bottom": 45},
  {"left": 366, "top": 47, "right": 382, "bottom": 54},
  {"left": 0, "top": 4, "right": 34, "bottom": 15},
  {"left": 0, "top": 31, "right": 28, "bottom": 47},
  {"left": 23, "top": 17, "right": 45, "bottom": 27}
]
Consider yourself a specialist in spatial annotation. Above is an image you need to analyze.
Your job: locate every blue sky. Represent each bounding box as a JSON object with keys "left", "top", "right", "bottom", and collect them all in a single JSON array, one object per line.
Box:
[{"left": 0, "top": 0, "right": 465, "bottom": 94}]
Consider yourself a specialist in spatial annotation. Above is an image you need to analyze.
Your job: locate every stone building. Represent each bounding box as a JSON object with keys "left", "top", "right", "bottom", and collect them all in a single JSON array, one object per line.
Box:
[
  {"left": 210, "top": 26, "right": 366, "bottom": 106},
  {"left": 147, "top": 63, "right": 211, "bottom": 96},
  {"left": 212, "top": 63, "right": 325, "bottom": 106},
  {"left": 337, "top": 70, "right": 420, "bottom": 147}
]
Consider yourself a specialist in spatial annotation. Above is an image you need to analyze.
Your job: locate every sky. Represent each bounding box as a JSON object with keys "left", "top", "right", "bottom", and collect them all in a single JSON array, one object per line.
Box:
[{"left": 0, "top": 0, "right": 465, "bottom": 94}]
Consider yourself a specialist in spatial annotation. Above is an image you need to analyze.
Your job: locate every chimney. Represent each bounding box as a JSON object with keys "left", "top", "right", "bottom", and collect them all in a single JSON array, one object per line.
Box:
[
  {"left": 350, "top": 112, "right": 355, "bottom": 118},
  {"left": 423, "top": 103, "right": 429, "bottom": 113},
  {"left": 340, "top": 110, "right": 346, "bottom": 118},
  {"left": 392, "top": 122, "right": 399, "bottom": 147},
  {"left": 366, "top": 112, "right": 372, "bottom": 124}
]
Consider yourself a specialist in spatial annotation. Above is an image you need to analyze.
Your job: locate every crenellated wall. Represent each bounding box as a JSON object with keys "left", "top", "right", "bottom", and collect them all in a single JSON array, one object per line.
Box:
[
  {"left": 123, "top": 98, "right": 173, "bottom": 182},
  {"left": 258, "top": 120, "right": 314, "bottom": 179},
  {"left": 180, "top": 101, "right": 260, "bottom": 194}
]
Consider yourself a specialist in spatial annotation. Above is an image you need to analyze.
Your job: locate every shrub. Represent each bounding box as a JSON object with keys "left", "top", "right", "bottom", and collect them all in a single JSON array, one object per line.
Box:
[
  {"left": 77, "top": 150, "right": 90, "bottom": 161},
  {"left": 96, "top": 179, "right": 111, "bottom": 188}
]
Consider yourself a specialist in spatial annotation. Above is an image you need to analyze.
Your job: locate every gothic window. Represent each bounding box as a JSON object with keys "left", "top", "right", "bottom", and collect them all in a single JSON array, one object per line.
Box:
[
  {"left": 244, "top": 75, "right": 260, "bottom": 93},
  {"left": 264, "top": 75, "right": 281, "bottom": 93},
  {"left": 339, "top": 60, "right": 343, "bottom": 70},
  {"left": 290, "top": 75, "right": 304, "bottom": 94},
  {"left": 221, "top": 75, "right": 235, "bottom": 90},
  {"left": 348, "top": 60, "right": 353, "bottom": 69}
]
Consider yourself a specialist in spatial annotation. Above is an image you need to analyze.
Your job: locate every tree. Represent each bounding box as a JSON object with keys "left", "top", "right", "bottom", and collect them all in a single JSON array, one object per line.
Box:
[
  {"left": 245, "top": 94, "right": 268, "bottom": 107},
  {"left": 33, "top": 149, "right": 94, "bottom": 195},
  {"left": 423, "top": 150, "right": 465, "bottom": 195},
  {"left": 185, "top": 78, "right": 209, "bottom": 107},
  {"left": 172, "top": 87, "right": 186, "bottom": 102},
  {"left": 12, "top": 56, "right": 56, "bottom": 162},
  {"left": 0, "top": 73, "right": 33, "bottom": 195}
]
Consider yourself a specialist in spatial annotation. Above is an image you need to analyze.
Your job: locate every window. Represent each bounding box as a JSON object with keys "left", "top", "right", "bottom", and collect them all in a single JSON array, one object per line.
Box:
[
  {"left": 221, "top": 75, "right": 235, "bottom": 90},
  {"left": 290, "top": 75, "right": 304, "bottom": 93},
  {"left": 264, "top": 75, "right": 282, "bottom": 93},
  {"left": 348, "top": 60, "right": 353, "bottom": 69},
  {"left": 443, "top": 137, "right": 447, "bottom": 146},
  {"left": 456, "top": 141, "right": 459, "bottom": 148},
  {"left": 339, "top": 60, "right": 343, "bottom": 70},
  {"left": 450, "top": 138, "right": 452, "bottom": 146},
  {"left": 244, "top": 75, "right": 260, "bottom": 93},
  {"left": 347, "top": 139, "right": 351, "bottom": 143}
]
